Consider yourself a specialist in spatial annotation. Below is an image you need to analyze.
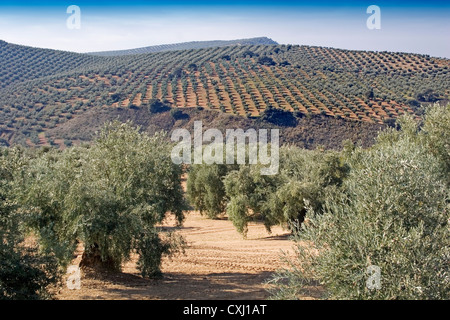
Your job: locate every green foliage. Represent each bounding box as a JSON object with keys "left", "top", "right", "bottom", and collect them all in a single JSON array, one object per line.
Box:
[
  {"left": 187, "top": 163, "right": 231, "bottom": 219},
  {"left": 0, "top": 236, "right": 60, "bottom": 300},
  {"left": 89, "top": 37, "right": 277, "bottom": 56},
  {"left": 260, "top": 106, "right": 297, "bottom": 127},
  {"left": 421, "top": 104, "right": 450, "bottom": 185},
  {"left": 407, "top": 99, "right": 420, "bottom": 108},
  {"left": 416, "top": 88, "right": 439, "bottom": 102},
  {"left": 0, "top": 147, "right": 60, "bottom": 300},
  {"left": 223, "top": 147, "right": 349, "bottom": 237},
  {"left": 110, "top": 93, "right": 122, "bottom": 103},
  {"left": 224, "top": 165, "right": 282, "bottom": 236},
  {"left": 257, "top": 56, "right": 276, "bottom": 66},
  {"left": 269, "top": 105, "right": 450, "bottom": 300},
  {"left": 170, "top": 108, "right": 189, "bottom": 120},
  {"left": 1, "top": 40, "right": 449, "bottom": 146},
  {"left": 187, "top": 63, "right": 198, "bottom": 71},
  {"left": 19, "top": 121, "right": 187, "bottom": 277},
  {"left": 365, "top": 88, "right": 375, "bottom": 100},
  {"left": 266, "top": 148, "right": 349, "bottom": 228},
  {"left": 148, "top": 99, "right": 170, "bottom": 114}
]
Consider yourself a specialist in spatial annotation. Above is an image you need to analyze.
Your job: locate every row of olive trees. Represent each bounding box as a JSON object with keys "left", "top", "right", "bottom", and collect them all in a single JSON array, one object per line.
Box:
[
  {"left": 1, "top": 121, "right": 187, "bottom": 299},
  {"left": 186, "top": 104, "right": 449, "bottom": 299},
  {"left": 186, "top": 144, "right": 349, "bottom": 237},
  {"left": 4, "top": 42, "right": 448, "bottom": 142}
]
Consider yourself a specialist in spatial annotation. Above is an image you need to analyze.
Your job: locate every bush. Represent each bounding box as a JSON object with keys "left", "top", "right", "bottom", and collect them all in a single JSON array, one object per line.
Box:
[
  {"left": 170, "top": 108, "right": 189, "bottom": 120},
  {"left": 187, "top": 63, "right": 198, "bottom": 71},
  {"left": 0, "top": 236, "right": 60, "bottom": 300},
  {"left": 63, "top": 139, "right": 72, "bottom": 147},
  {"left": 269, "top": 107, "right": 449, "bottom": 300},
  {"left": 407, "top": 99, "right": 420, "bottom": 108},
  {"left": 110, "top": 93, "right": 122, "bottom": 103},
  {"left": 257, "top": 56, "right": 276, "bottom": 66},
  {"left": 260, "top": 106, "right": 297, "bottom": 127},
  {"left": 416, "top": 89, "right": 439, "bottom": 103},
  {"left": 365, "top": 88, "right": 374, "bottom": 100},
  {"left": 148, "top": 99, "right": 170, "bottom": 114}
]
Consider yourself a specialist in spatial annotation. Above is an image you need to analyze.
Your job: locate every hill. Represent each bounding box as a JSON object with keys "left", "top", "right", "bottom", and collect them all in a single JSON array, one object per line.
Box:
[
  {"left": 0, "top": 40, "right": 103, "bottom": 88},
  {"left": 0, "top": 39, "right": 449, "bottom": 147},
  {"left": 45, "top": 107, "right": 386, "bottom": 150},
  {"left": 87, "top": 37, "right": 278, "bottom": 56}
]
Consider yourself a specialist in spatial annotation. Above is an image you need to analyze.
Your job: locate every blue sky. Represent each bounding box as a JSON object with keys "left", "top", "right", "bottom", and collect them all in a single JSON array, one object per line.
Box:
[{"left": 0, "top": 1, "right": 448, "bottom": 57}]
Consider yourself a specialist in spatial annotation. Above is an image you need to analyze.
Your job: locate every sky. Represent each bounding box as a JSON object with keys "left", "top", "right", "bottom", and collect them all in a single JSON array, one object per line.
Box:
[{"left": 0, "top": 1, "right": 448, "bottom": 58}]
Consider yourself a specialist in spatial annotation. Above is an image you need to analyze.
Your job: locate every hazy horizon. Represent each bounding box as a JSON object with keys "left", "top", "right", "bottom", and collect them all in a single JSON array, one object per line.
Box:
[{"left": 0, "top": 1, "right": 449, "bottom": 58}]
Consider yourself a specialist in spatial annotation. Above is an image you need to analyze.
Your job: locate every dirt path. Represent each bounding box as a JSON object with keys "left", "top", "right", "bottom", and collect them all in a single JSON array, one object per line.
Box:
[{"left": 55, "top": 212, "right": 296, "bottom": 300}]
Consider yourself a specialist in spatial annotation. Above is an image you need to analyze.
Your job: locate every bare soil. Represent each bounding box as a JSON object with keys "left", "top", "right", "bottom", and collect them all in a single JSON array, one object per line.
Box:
[{"left": 54, "top": 211, "right": 299, "bottom": 300}]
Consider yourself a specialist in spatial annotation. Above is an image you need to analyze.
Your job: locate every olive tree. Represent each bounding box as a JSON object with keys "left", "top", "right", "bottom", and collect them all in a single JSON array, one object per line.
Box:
[
  {"left": 223, "top": 147, "right": 348, "bottom": 237},
  {"left": 186, "top": 162, "right": 231, "bottom": 219},
  {"left": 269, "top": 107, "right": 449, "bottom": 300},
  {"left": 20, "top": 121, "right": 187, "bottom": 278},
  {"left": 421, "top": 103, "right": 450, "bottom": 185},
  {"left": 0, "top": 147, "right": 60, "bottom": 299},
  {"left": 224, "top": 164, "right": 282, "bottom": 236}
]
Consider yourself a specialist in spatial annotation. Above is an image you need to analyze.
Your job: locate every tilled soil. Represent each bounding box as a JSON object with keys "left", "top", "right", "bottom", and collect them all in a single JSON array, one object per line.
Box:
[{"left": 55, "top": 211, "right": 299, "bottom": 300}]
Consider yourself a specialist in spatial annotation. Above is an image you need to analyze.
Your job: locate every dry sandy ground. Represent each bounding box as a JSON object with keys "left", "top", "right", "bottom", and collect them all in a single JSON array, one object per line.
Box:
[{"left": 55, "top": 211, "right": 300, "bottom": 300}]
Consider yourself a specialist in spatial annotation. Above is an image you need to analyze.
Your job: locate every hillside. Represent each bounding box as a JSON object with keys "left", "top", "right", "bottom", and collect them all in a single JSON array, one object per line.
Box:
[
  {"left": 0, "top": 40, "right": 103, "bottom": 88},
  {"left": 87, "top": 37, "right": 278, "bottom": 56},
  {"left": 0, "top": 39, "right": 449, "bottom": 147},
  {"left": 45, "top": 107, "right": 386, "bottom": 150}
]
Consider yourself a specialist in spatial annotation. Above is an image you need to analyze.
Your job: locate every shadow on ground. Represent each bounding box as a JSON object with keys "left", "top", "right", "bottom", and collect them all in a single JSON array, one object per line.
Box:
[{"left": 76, "top": 269, "right": 276, "bottom": 300}]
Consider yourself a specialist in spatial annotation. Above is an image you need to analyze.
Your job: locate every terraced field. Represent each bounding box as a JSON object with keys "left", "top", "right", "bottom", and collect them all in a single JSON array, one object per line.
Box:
[{"left": 0, "top": 39, "right": 449, "bottom": 146}]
